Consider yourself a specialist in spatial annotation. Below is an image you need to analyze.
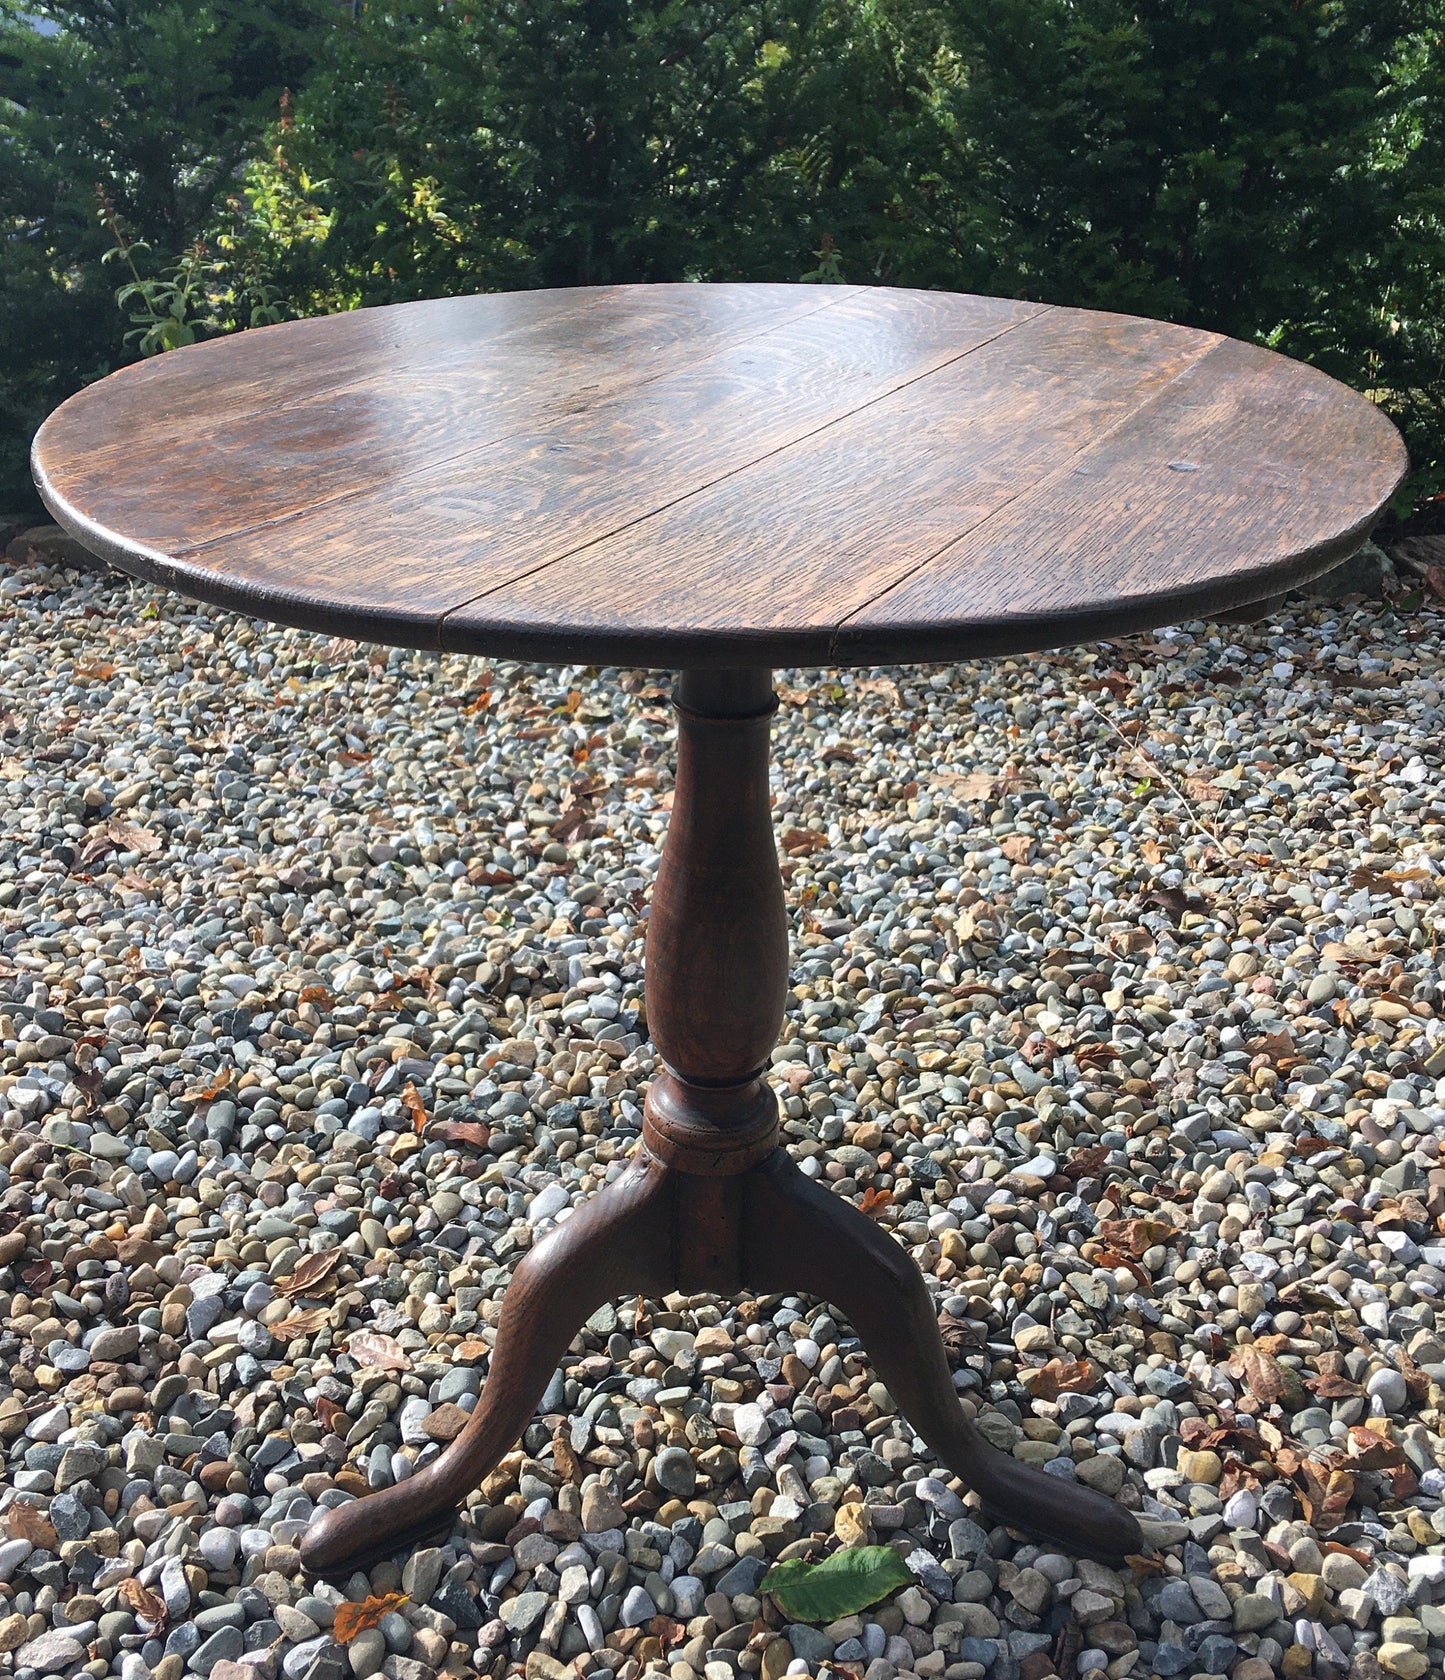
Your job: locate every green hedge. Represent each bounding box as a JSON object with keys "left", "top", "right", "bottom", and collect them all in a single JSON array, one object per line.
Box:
[{"left": 4, "top": 0, "right": 1442, "bottom": 515}]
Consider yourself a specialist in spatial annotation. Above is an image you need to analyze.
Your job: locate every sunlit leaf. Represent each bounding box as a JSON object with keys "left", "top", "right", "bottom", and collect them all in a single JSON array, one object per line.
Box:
[
  {"left": 1023, "top": 1358, "right": 1100, "bottom": 1401},
  {"left": 118, "top": 1577, "right": 167, "bottom": 1624},
  {"left": 276, "top": 1248, "right": 345, "bottom": 1297},
  {"left": 348, "top": 1330, "right": 410, "bottom": 1370},
  {"left": 6, "top": 1502, "right": 56, "bottom": 1550},
  {"left": 762, "top": 1545, "right": 912, "bottom": 1621},
  {"left": 401, "top": 1080, "right": 427, "bottom": 1135},
  {"left": 334, "top": 1592, "right": 409, "bottom": 1641},
  {"left": 269, "top": 1306, "right": 329, "bottom": 1341}
]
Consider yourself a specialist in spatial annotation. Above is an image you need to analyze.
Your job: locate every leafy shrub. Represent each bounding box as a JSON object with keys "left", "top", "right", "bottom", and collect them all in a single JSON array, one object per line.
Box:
[
  {"left": 874, "top": 0, "right": 1445, "bottom": 504},
  {"left": 4, "top": 0, "right": 1444, "bottom": 516},
  {"left": 0, "top": 0, "right": 330, "bottom": 508},
  {"left": 224, "top": 0, "right": 898, "bottom": 310}
]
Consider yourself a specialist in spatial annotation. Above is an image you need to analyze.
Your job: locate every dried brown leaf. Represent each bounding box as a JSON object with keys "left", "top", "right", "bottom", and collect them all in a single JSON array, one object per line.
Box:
[
  {"left": 781, "top": 827, "right": 828, "bottom": 857},
  {"left": 1246, "top": 1029, "right": 1296, "bottom": 1062},
  {"left": 181, "top": 1068, "right": 233, "bottom": 1103},
  {"left": 106, "top": 816, "right": 163, "bottom": 857},
  {"left": 1295, "top": 1462, "right": 1355, "bottom": 1531},
  {"left": 6, "top": 1502, "right": 56, "bottom": 1550},
  {"left": 75, "top": 827, "right": 112, "bottom": 867},
  {"left": 400, "top": 1080, "right": 427, "bottom": 1135},
  {"left": 1023, "top": 1358, "right": 1101, "bottom": 1402},
  {"left": 936, "top": 771, "right": 999, "bottom": 802},
  {"left": 276, "top": 1247, "right": 345, "bottom": 1298},
  {"left": 1293, "top": 1134, "right": 1337, "bottom": 1159},
  {"left": 1020, "top": 1035, "right": 1061, "bottom": 1069},
  {"left": 1097, "top": 1217, "right": 1176, "bottom": 1257},
  {"left": 1228, "top": 1346, "right": 1292, "bottom": 1407},
  {"left": 1077, "top": 672, "right": 1135, "bottom": 701},
  {"left": 347, "top": 1330, "right": 410, "bottom": 1371},
  {"left": 1344, "top": 1425, "right": 1416, "bottom": 1494},
  {"left": 1063, "top": 1144, "right": 1110, "bottom": 1181},
  {"left": 268, "top": 1306, "right": 330, "bottom": 1341},
  {"left": 1305, "top": 1372, "right": 1361, "bottom": 1399},
  {"left": 1094, "top": 1247, "right": 1152, "bottom": 1290},
  {"left": 648, "top": 1614, "right": 688, "bottom": 1653},
  {"left": 1397, "top": 1347, "right": 1432, "bottom": 1404},
  {"left": 438, "top": 1119, "right": 491, "bottom": 1149},
  {"left": 118, "top": 1577, "right": 167, "bottom": 1624},
  {"left": 1126, "top": 1553, "right": 1167, "bottom": 1579},
  {"left": 468, "top": 864, "right": 515, "bottom": 887},
  {"left": 73, "top": 1065, "right": 104, "bottom": 1113},
  {"left": 1140, "top": 885, "right": 1193, "bottom": 921},
  {"left": 334, "top": 1592, "right": 410, "bottom": 1642}
]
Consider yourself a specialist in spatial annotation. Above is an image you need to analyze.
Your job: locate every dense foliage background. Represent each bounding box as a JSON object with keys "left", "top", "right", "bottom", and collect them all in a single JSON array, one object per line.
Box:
[{"left": 3, "top": 0, "right": 1443, "bottom": 515}]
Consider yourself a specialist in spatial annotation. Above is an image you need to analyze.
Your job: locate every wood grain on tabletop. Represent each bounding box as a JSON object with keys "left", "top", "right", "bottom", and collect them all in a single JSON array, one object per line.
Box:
[{"left": 32, "top": 282, "right": 1407, "bottom": 665}]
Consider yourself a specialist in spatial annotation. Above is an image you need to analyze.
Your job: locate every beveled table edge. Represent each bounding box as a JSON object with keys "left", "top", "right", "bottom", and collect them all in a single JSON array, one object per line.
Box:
[{"left": 35, "top": 450, "right": 1404, "bottom": 668}]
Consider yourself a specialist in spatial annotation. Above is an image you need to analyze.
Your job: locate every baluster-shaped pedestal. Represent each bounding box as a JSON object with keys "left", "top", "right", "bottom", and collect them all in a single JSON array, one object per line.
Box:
[{"left": 300, "top": 670, "right": 1142, "bottom": 1577}]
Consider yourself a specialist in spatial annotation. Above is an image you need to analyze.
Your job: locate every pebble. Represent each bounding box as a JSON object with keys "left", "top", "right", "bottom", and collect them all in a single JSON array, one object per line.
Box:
[
  {"left": 1222, "top": 1488, "right": 1258, "bottom": 1529},
  {"left": 1367, "top": 1366, "right": 1409, "bottom": 1412},
  {"left": 347, "top": 1628, "right": 386, "bottom": 1676},
  {"left": 399, "top": 1548, "right": 445, "bottom": 1605},
  {"left": 652, "top": 1444, "right": 697, "bottom": 1497},
  {"left": 17, "top": 1629, "right": 88, "bottom": 1671},
  {"left": 580, "top": 1483, "right": 626, "bottom": 1532},
  {"left": 0, "top": 562, "right": 1440, "bottom": 1676}
]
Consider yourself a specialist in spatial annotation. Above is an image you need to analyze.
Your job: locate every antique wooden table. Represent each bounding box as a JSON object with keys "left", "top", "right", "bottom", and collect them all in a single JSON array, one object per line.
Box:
[{"left": 33, "top": 284, "right": 1406, "bottom": 1577}]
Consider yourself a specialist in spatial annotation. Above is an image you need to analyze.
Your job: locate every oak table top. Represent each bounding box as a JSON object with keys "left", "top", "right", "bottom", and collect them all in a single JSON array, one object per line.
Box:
[{"left": 33, "top": 283, "right": 1406, "bottom": 667}]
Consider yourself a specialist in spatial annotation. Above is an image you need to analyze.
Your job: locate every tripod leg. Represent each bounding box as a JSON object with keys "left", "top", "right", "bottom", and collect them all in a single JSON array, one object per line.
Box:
[
  {"left": 301, "top": 1149, "right": 674, "bottom": 1577},
  {"left": 743, "top": 1150, "right": 1143, "bottom": 1563}
]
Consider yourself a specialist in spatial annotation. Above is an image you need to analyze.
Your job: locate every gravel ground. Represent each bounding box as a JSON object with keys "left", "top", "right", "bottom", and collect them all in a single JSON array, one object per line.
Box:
[{"left": 1, "top": 550, "right": 1444, "bottom": 1680}]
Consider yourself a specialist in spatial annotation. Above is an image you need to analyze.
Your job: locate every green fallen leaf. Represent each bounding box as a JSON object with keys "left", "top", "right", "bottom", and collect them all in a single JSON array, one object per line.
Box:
[{"left": 761, "top": 1544, "right": 913, "bottom": 1622}]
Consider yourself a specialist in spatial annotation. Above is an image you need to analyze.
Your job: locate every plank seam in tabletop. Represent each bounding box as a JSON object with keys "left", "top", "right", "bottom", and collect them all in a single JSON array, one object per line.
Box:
[
  {"left": 130, "top": 287, "right": 869, "bottom": 563},
  {"left": 431, "top": 304, "right": 1050, "bottom": 640},
  {"left": 820, "top": 327, "right": 1232, "bottom": 660},
  {"left": 184, "top": 295, "right": 1045, "bottom": 615},
  {"left": 436, "top": 309, "right": 1216, "bottom": 661},
  {"left": 35, "top": 286, "right": 1041, "bottom": 632},
  {"left": 829, "top": 334, "right": 1409, "bottom": 661},
  {"left": 31, "top": 285, "right": 1408, "bottom": 665}
]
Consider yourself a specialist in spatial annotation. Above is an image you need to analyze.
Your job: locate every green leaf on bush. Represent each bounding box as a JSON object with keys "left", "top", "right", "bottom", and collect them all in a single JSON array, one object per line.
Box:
[{"left": 761, "top": 1545, "right": 913, "bottom": 1622}]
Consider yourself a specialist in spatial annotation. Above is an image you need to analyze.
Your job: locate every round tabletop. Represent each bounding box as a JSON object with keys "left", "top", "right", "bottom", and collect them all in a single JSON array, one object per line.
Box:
[{"left": 33, "top": 283, "right": 1406, "bottom": 668}]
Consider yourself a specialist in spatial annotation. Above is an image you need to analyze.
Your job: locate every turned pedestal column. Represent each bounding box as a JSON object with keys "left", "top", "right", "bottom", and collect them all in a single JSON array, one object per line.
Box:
[{"left": 299, "top": 671, "right": 1143, "bottom": 1578}]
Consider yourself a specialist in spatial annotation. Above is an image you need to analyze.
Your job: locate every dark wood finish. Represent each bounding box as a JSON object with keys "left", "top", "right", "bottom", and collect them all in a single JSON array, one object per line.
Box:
[
  {"left": 742, "top": 1151, "right": 1144, "bottom": 1562},
  {"left": 643, "top": 669, "right": 785, "bottom": 1085},
  {"left": 299, "top": 673, "right": 1145, "bottom": 1579},
  {"left": 39, "top": 290, "right": 1401, "bottom": 1574},
  {"left": 835, "top": 334, "right": 1401, "bottom": 664},
  {"left": 302, "top": 1146, "right": 1142, "bottom": 1578},
  {"left": 34, "top": 285, "right": 1404, "bottom": 665},
  {"left": 299, "top": 1144, "right": 674, "bottom": 1577}
]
